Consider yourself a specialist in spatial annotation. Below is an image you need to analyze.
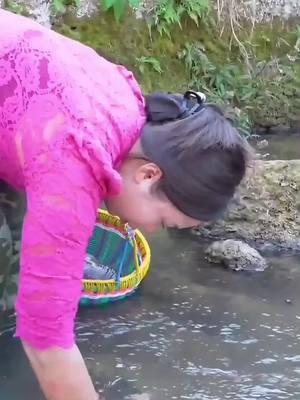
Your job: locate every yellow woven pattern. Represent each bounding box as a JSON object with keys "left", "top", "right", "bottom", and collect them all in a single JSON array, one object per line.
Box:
[{"left": 82, "top": 209, "right": 151, "bottom": 293}]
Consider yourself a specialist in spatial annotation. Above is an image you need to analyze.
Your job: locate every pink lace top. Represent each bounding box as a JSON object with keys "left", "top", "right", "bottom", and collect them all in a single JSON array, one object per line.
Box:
[{"left": 0, "top": 10, "right": 146, "bottom": 349}]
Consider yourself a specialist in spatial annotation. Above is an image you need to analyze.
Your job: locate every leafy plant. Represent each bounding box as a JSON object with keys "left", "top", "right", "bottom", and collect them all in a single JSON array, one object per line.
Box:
[
  {"left": 148, "top": 0, "right": 210, "bottom": 38},
  {"left": 178, "top": 39, "right": 300, "bottom": 133},
  {"left": 102, "top": 0, "right": 140, "bottom": 21},
  {"left": 52, "top": 0, "right": 80, "bottom": 12},
  {"left": 181, "top": 0, "right": 210, "bottom": 26},
  {"left": 137, "top": 56, "right": 163, "bottom": 74},
  {"left": 293, "top": 25, "right": 300, "bottom": 50},
  {"left": 149, "top": 1, "right": 182, "bottom": 37},
  {"left": 51, "top": 0, "right": 140, "bottom": 18},
  {"left": 53, "top": 0, "right": 66, "bottom": 12},
  {"left": 178, "top": 42, "right": 246, "bottom": 101},
  {"left": 5, "top": 0, "right": 25, "bottom": 14}
]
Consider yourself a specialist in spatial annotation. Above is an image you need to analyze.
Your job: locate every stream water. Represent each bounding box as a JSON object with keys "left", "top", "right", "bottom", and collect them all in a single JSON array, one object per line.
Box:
[
  {"left": 1, "top": 228, "right": 300, "bottom": 400},
  {"left": 252, "top": 133, "right": 300, "bottom": 160},
  {"left": 1, "top": 134, "right": 300, "bottom": 400}
]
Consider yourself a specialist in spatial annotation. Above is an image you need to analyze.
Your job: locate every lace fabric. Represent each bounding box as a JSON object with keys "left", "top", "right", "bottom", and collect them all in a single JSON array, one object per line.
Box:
[{"left": 0, "top": 9, "right": 146, "bottom": 348}]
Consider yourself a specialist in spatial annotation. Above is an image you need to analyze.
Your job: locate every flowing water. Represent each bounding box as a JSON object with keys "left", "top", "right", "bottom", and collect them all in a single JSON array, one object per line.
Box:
[
  {"left": 1, "top": 229, "right": 300, "bottom": 400},
  {"left": 1, "top": 133, "right": 300, "bottom": 400},
  {"left": 253, "top": 133, "right": 300, "bottom": 160}
]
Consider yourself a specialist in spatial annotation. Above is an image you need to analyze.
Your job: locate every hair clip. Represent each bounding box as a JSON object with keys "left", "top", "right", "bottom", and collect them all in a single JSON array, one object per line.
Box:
[
  {"left": 184, "top": 90, "right": 206, "bottom": 104},
  {"left": 183, "top": 90, "right": 206, "bottom": 116}
]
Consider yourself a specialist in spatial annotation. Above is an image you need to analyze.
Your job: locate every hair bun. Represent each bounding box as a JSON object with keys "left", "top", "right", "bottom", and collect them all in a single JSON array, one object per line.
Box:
[
  {"left": 145, "top": 92, "right": 188, "bottom": 122},
  {"left": 145, "top": 90, "right": 206, "bottom": 123}
]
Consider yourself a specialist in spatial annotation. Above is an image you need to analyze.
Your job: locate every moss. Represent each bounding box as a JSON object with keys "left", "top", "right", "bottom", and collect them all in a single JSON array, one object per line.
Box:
[
  {"left": 55, "top": 11, "right": 300, "bottom": 128},
  {"left": 236, "top": 19, "right": 299, "bottom": 62},
  {"left": 55, "top": 11, "right": 231, "bottom": 93}
]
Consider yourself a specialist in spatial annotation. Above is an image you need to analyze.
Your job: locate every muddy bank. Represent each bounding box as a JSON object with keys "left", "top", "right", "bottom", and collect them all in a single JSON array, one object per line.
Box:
[{"left": 193, "top": 160, "right": 300, "bottom": 250}]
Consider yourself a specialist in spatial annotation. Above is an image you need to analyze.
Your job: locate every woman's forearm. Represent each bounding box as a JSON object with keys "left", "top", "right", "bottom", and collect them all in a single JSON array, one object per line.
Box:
[{"left": 22, "top": 340, "right": 99, "bottom": 400}]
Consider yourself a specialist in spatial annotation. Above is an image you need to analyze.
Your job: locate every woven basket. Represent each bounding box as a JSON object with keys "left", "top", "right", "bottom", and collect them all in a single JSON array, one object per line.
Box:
[{"left": 80, "top": 209, "right": 151, "bottom": 306}]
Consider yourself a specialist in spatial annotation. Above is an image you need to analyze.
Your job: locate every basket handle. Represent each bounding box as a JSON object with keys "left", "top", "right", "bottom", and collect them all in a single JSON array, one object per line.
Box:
[
  {"left": 131, "top": 235, "right": 140, "bottom": 273},
  {"left": 115, "top": 225, "right": 139, "bottom": 288},
  {"left": 115, "top": 239, "right": 130, "bottom": 287},
  {"left": 125, "top": 224, "right": 140, "bottom": 273}
]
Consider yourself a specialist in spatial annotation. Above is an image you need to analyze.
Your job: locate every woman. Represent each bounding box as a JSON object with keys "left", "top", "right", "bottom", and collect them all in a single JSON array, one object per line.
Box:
[{"left": 0, "top": 9, "right": 251, "bottom": 400}]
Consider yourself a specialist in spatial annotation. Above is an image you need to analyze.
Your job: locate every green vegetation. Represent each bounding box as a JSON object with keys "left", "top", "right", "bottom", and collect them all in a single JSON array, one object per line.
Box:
[
  {"left": 137, "top": 56, "right": 163, "bottom": 75},
  {"left": 52, "top": 0, "right": 140, "bottom": 15},
  {"left": 98, "top": 0, "right": 139, "bottom": 21},
  {"left": 178, "top": 38, "right": 300, "bottom": 133},
  {"left": 146, "top": 0, "right": 210, "bottom": 38},
  {"left": 3, "top": 0, "right": 300, "bottom": 133},
  {"left": 3, "top": 0, "right": 140, "bottom": 17}
]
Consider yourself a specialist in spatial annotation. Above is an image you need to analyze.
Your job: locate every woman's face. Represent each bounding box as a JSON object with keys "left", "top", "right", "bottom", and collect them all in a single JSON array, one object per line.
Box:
[{"left": 105, "top": 159, "right": 200, "bottom": 233}]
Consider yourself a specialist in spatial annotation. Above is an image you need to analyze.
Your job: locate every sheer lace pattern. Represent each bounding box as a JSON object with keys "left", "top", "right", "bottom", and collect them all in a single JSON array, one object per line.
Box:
[{"left": 0, "top": 10, "right": 146, "bottom": 348}]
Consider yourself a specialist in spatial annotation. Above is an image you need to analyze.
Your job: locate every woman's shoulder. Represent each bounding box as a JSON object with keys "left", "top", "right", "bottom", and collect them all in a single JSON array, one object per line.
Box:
[
  {"left": 0, "top": 10, "right": 145, "bottom": 117},
  {"left": 0, "top": 10, "right": 146, "bottom": 178}
]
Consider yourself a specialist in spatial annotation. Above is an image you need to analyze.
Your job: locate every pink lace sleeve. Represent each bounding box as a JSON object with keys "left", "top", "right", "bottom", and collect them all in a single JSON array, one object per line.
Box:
[
  {"left": 0, "top": 11, "right": 145, "bottom": 349},
  {"left": 15, "top": 142, "right": 101, "bottom": 349}
]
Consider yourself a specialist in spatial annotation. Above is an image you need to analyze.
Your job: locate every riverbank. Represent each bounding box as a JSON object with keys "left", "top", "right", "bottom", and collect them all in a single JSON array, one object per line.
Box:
[{"left": 2, "top": 1, "right": 300, "bottom": 133}]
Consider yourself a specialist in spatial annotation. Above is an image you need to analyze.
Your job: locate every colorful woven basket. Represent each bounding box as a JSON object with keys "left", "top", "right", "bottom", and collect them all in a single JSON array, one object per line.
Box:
[{"left": 80, "top": 209, "right": 151, "bottom": 306}]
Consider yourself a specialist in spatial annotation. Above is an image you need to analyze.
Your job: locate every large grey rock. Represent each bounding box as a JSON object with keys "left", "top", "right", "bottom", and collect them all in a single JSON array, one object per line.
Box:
[
  {"left": 7, "top": 0, "right": 53, "bottom": 28},
  {"left": 205, "top": 239, "right": 268, "bottom": 271},
  {"left": 193, "top": 160, "right": 300, "bottom": 250},
  {"left": 255, "top": 0, "right": 300, "bottom": 21},
  {"left": 75, "top": 0, "right": 99, "bottom": 19}
]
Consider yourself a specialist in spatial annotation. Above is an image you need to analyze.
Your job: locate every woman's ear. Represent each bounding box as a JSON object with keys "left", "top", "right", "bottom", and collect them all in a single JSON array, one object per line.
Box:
[{"left": 134, "top": 162, "right": 163, "bottom": 184}]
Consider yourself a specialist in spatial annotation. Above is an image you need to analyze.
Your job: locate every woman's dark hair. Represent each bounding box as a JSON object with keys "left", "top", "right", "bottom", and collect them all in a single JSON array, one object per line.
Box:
[{"left": 140, "top": 91, "right": 252, "bottom": 222}]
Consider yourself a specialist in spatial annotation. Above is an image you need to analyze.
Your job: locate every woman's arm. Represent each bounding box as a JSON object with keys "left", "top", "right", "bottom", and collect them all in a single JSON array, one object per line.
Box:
[
  {"left": 23, "top": 342, "right": 98, "bottom": 400},
  {"left": 15, "top": 141, "right": 102, "bottom": 400}
]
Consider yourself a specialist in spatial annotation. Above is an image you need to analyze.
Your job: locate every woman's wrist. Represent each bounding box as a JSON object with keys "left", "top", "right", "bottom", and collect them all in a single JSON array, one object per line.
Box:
[{"left": 22, "top": 340, "right": 97, "bottom": 400}]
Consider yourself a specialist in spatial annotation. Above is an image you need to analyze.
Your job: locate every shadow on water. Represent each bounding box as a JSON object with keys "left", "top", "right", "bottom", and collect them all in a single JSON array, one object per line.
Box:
[{"left": 1, "top": 229, "right": 300, "bottom": 400}]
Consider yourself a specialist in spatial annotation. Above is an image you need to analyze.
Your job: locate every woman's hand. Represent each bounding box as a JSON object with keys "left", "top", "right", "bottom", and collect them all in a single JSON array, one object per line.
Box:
[{"left": 22, "top": 340, "right": 99, "bottom": 400}]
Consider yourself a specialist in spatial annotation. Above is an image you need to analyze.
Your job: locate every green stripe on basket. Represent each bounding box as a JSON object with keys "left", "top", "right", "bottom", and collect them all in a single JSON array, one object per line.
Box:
[
  {"left": 110, "top": 238, "right": 129, "bottom": 271},
  {"left": 86, "top": 224, "right": 136, "bottom": 276},
  {"left": 123, "top": 245, "right": 136, "bottom": 275},
  {"left": 87, "top": 225, "right": 103, "bottom": 256}
]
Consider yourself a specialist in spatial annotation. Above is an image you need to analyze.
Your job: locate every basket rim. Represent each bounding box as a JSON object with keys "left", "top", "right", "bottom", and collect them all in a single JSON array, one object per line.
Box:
[{"left": 82, "top": 209, "right": 151, "bottom": 287}]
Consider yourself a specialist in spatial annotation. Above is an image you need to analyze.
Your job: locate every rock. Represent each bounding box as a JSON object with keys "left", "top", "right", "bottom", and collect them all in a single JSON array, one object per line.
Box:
[
  {"left": 104, "top": 377, "right": 150, "bottom": 399},
  {"left": 205, "top": 239, "right": 268, "bottom": 272},
  {"left": 257, "top": 139, "right": 269, "bottom": 149},
  {"left": 74, "top": 0, "right": 99, "bottom": 19},
  {"left": 134, "top": 0, "right": 156, "bottom": 19},
  {"left": 256, "top": 0, "right": 300, "bottom": 22},
  {"left": 193, "top": 160, "right": 300, "bottom": 250},
  {"left": 8, "top": 0, "right": 53, "bottom": 28}
]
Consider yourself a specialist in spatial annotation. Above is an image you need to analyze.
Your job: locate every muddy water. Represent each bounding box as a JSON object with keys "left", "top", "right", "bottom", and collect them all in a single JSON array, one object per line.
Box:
[
  {"left": 1, "top": 229, "right": 300, "bottom": 400},
  {"left": 253, "top": 133, "right": 300, "bottom": 160}
]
